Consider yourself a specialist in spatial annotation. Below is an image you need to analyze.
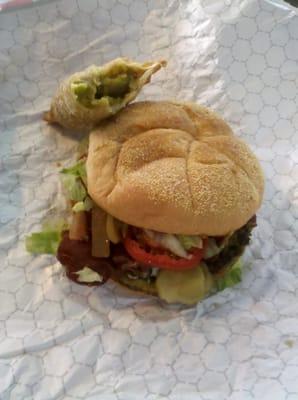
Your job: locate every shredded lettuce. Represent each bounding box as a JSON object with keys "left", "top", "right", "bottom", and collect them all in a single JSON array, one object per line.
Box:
[
  {"left": 60, "top": 161, "right": 88, "bottom": 201},
  {"left": 60, "top": 160, "right": 86, "bottom": 178},
  {"left": 72, "top": 197, "right": 93, "bottom": 213},
  {"left": 61, "top": 160, "right": 87, "bottom": 185},
  {"left": 26, "top": 219, "right": 68, "bottom": 255},
  {"left": 26, "top": 231, "right": 62, "bottom": 255},
  {"left": 216, "top": 258, "right": 242, "bottom": 291},
  {"left": 178, "top": 235, "right": 203, "bottom": 250},
  {"left": 61, "top": 174, "right": 86, "bottom": 202}
]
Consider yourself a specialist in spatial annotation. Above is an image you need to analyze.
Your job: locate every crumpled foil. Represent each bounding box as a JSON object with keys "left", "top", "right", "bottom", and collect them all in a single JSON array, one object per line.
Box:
[{"left": 0, "top": 0, "right": 298, "bottom": 399}]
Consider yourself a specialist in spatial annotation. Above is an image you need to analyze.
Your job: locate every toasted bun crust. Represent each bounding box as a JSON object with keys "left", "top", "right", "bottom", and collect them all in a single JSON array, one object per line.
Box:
[{"left": 86, "top": 101, "right": 264, "bottom": 235}]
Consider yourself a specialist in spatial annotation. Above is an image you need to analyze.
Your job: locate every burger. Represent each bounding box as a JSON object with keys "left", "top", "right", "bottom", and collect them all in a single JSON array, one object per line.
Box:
[{"left": 27, "top": 101, "right": 264, "bottom": 305}]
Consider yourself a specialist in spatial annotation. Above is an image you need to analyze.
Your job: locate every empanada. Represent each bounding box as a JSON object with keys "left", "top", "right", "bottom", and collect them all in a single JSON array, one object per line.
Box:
[{"left": 44, "top": 58, "right": 166, "bottom": 130}]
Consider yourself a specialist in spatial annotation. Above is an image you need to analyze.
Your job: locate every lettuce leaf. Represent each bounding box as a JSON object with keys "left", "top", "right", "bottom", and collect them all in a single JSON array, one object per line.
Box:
[
  {"left": 26, "top": 219, "right": 68, "bottom": 255},
  {"left": 72, "top": 196, "right": 93, "bottom": 212},
  {"left": 61, "top": 174, "right": 86, "bottom": 202},
  {"left": 61, "top": 160, "right": 87, "bottom": 185},
  {"left": 60, "top": 160, "right": 88, "bottom": 202},
  {"left": 25, "top": 231, "right": 62, "bottom": 255},
  {"left": 177, "top": 235, "right": 203, "bottom": 250},
  {"left": 60, "top": 160, "right": 86, "bottom": 180},
  {"left": 216, "top": 258, "right": 242, "bottom": 291}
]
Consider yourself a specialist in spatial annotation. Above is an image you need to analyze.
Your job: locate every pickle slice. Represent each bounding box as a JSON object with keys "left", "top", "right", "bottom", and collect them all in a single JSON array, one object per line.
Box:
[
  {"left": 115, "top": 274, "right": 157, "bottom": 296},
  {"left": 156, "top": 264, "right": 214, "bottom": 305}
]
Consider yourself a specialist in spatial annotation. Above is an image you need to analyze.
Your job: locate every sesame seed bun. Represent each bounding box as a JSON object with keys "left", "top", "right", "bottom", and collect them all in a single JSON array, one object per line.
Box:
[{"left": 86, "top": 101, "right": 264, "bottom": 236}]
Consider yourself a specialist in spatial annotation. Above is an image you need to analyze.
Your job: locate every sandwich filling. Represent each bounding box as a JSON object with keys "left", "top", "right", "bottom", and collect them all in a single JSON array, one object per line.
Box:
[
  {"left": 54, "top": 213, "right": 256, "bottom": 304},
  {"left": 26, "top": 156, "right": 257, "bottom": 305}
]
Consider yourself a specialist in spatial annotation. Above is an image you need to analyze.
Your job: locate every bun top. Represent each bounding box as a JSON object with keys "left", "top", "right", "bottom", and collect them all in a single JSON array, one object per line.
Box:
[{"left": 86, "top": 101, "right": 264, "bottom": 235}]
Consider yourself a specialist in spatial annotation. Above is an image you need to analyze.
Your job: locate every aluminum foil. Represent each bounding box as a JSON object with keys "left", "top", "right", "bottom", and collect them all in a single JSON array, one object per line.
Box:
[{"left": 0, "top": 0, "right": 298, "bottom": 398}]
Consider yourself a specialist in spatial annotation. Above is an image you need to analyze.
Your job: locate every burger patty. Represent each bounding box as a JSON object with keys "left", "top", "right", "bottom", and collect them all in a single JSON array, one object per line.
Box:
[
  {"left": 57, "top": 215, "right": 257, "bottom": 285},
  {"left": 57, "top": 233, "right": 157, "bottom": 285},
  {"left": 57, "top": 232, "right": 112, "bottom": 285}
]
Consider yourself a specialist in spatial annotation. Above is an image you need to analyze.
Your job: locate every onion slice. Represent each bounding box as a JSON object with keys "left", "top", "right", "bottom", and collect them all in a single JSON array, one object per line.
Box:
[{"left": 144, "top": 229, "right": 190, "bottom": 258}]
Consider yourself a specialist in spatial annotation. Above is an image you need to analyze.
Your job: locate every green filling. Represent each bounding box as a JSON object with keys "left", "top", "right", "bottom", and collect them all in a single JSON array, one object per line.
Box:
[
  {"left": 72, "top": 82, "right": 94, "bottom": 107},
  {"left": 71, "top": 70, "right": 136, "bottom": 108},
  {"left": 96, "top": 74, "right": 130, "bottom": 98}
]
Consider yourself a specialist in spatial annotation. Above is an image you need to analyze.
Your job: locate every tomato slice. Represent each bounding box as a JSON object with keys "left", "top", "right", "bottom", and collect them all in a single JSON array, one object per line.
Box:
[{"left": 123, "top": 236, "right": 204, "bottom": 270}]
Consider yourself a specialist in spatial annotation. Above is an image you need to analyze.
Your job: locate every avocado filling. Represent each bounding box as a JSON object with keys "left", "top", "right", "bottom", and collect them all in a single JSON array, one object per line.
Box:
[{"left": 71, "top": 66, "right": 140, "bottom": 108}]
